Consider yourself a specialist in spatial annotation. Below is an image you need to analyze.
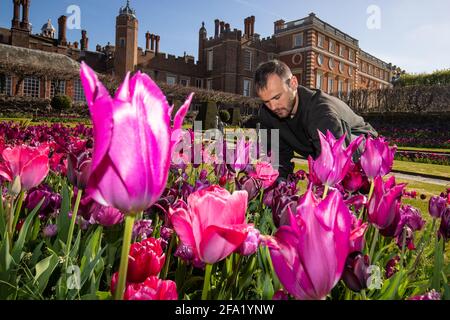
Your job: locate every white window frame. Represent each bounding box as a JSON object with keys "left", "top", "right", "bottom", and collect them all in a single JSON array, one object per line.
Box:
[
  {"left": 328, "top": 58, "right": 335, "bottom": 70},
  {"left": 244, "top": 50, "right": 252, "bottom": 71},
  {"left": 349, "top": 49, "right": 354, "bottom": 61},
  {"left": 23, "top": 76, "right": 40, "bottom": 98},
  {"left": 293, "top": 33, "right": 304, "bottom": 48},
  {"left": 0, "top": 74, "right": 12, "bottom": 96},
  {"left": 348, "top": 66, "right": 353, "bottom": 77},
  {"left": 339, "top": 45, "right": 345, "bottom": 57},
  {"left": 317, "top": 54, "right": 324, "bottom": 66},
  {"left": 317, "top": 34, "right": 324, "bottom": 48},
  {"left": 243, "top": 79, "right": 251, "bottom": 97},
  {"left": 195, "top": 78, "right": 203, "bottom": 88},
  {"left": 51, "top": 80, "right": 66, "bottom": 97},
  {"left": 368, "top": 65, "right": 373, "bottom": 75},
  {"left": 339, "top": 62, "right": 344, "bottom": 74},
  {"left": 207, "top": 79, "right": 213, "bottom": 90},
  {"left": 327, "top": 77, "right": 334, "bottom": 94},
  {"left": 74, "top": 78, "right": 85, "bottom": 102},
  {"left": 316, "top": 71, "right": 323, "bottom": 90},
  {"left": 166, "top": 75, "right": 176, "bottom": 86},
  {"left": 329, "top": 40, "right": 335, "bottom": 53},
  {"left": 338, "top": 79, "right": 343, "bottom": 97},
  {"left": 207, "top": 49, "right": 213, "bottom": 71},
  {"left": 180, "top": 78, "right": 190, "bottom": 87}
]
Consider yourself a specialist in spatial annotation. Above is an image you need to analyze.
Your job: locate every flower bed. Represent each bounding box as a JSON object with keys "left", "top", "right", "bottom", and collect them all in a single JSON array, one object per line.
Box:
[{"left": 0, "top": 64, "right": 448, "bottom": 301}]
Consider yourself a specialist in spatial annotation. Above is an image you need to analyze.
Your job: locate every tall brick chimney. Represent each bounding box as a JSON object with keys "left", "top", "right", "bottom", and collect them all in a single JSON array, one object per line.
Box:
[
  {"left": 155, "top": 35, "right": 160, "bottom": 54},
  {"left": 219, "top": 21, "right": 225, "bottom": 35},
  {"left": 80, "top": 30, "right": 88, "bottom": 50},
  {"left": 244, "top": 17, "right": 249, "bottom": 36},
  {"left": 225, "top": 23, "right": 230, "bottom": 32},
  {"left": 58, "top": 15, "right": 67, "bottom": 46},
  {"left": 145, "top": 31, "right": 151, "bottom": 50},
  {"left": 274, "top": 19, "right": 285, "bottom": 33},
  {"left": 214, "top": 19, "right": 220, "bottom": 38},
  {"left": 249, "top": 16, "right": 255, "bottom": 36},
  {"left": 12, "top": 0, "right": 20, "bottom": 29},
  {"left": 150, "top": 34, "right": 155, "bottom": 51},
  {"left": 20, "top": 0, "right": 30, "bottom": 31}
]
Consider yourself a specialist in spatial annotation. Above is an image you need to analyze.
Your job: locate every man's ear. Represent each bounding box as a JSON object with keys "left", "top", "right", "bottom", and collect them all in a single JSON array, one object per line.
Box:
[{"left": 290, "top": 75, "right": 299, "bottom": 89}]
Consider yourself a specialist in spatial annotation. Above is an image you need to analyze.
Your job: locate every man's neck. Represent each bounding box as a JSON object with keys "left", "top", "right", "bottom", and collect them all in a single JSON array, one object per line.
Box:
[{"left": 289, "top": 91, "right": 300, "bottom": 119}]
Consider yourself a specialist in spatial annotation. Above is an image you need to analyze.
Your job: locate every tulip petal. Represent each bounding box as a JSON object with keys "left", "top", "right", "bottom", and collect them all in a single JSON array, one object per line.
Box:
[
  {"left": 20, "top": 154, "right": 49, "bottom": 190},
  {"left": 170, "top": 207, "right": 199, "bottom": 258},
  {"left": 199, "top": 224, "right": 248, "bottom": 264},
  {"left": 171, "top": 93, "right": 194, "bottom": 149}
]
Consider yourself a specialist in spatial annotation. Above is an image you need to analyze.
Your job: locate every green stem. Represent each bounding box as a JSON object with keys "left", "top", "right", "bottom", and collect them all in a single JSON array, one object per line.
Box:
[
  {"left": 161, "top": 234, "right": 175, "bottom": 280},
  {"left": 201, "top": 264, "right": 213, "bottom": 300},
  {"left": 400, "top": 227, "right": 407, "bottom": 269},
  {"left": 11, "top": 190, "right": 25, "bottom": 236},
  {"left": 322, "top": 185, "right": 329, "bottom": 200},
  {"left": 359, "top": 180, "right": 374, "bottom": 220},
  {"left": 360, "top": 289, "right": 367, "bottom": 300},
  {"left": 369, "top": 227, "right": 379, "bottom": 260},
  {"left": 114, "top": 214, "right": 136, "bottom": 300},
  {"left": 65, "top": 189, "right": 83, "bottom": 260}
]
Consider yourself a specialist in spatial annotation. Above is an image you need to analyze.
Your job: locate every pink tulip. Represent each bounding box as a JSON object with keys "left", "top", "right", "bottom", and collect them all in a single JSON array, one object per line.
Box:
[
  {"left": 360, "top": 136, "right": 396, "bottom": 180},
  {"left": 0, "top": 144, "right": 49, "bottom": 191},
  {"left": 367, "top": 176, "right": 406, "bottom": 230},
  {"left": 249, "top": 161, "right": 279, "bottom": 189},
  {"left": 80, "top": 62, "right": 193, "bottom": 214},
  {"left": 170, "top": 185, "right": 250, "bottom": 264},
  {"left": 267, "top": 187, "right": 352, "bottom": 300},
  {"left": 111, "top": 274, "right": 178, "bottom": 300},
  {"left": 349, "top": 216, "right": 368, "bottom": 253},
  {"left": 309, "top": 130, "right": 363, "bottom": 187}
]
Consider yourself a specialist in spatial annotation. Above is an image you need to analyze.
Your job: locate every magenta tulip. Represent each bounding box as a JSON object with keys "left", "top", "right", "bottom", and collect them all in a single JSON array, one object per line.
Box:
[
  {"left": 0, "top": 144, "right": 49, "bottom": 191},
  {"left": 429, "top": 195, "right": 447, "bottom": 219},
  {"left": 360, "top": 136, "right": 396, "bottom": 180},
  {"left": 170, "top": 185, "right": 249, "bottom": 264},
  {"left": 249, "top": 161, "right": 279, "bottom": 189},
  {"left": 267, "top": 188, "right": 352, "bottom": 300},
  {"left": 367, "top": 176, "right": 406, "bottom": 230},
  {"left": 80, "top": 62, "right": 193, "bottom": 214},
  {"left": 309, "top": 130, "right": 363, "bottom": 187}
]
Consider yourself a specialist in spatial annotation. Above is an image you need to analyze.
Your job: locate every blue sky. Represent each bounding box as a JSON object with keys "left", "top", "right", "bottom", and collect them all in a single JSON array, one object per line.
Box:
[{"left": 1, "top": 0, "right": 449, "bottom": 73}]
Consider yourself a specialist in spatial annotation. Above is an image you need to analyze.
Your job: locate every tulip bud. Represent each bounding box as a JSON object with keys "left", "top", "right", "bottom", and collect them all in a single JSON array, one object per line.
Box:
[
  {"left": 429, "top": 196, "right": 447, "bottom": 219},
  {"left": 236, "top": 176, "right": 261, "bottom": 201},
  {"left": 237, "top": 227, "right": 260, "bottom": 256},
  {"left": 438, "top": 207, "right": 450, "bottom": 242},
  {"left": 342, "top": 252, "right": 371, "bottom": 292}
]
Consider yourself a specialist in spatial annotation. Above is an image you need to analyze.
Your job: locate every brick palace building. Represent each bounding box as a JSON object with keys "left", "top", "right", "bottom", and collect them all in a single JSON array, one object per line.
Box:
[{"left": 0, "top": 0, "right": 400, "bottom": 104}]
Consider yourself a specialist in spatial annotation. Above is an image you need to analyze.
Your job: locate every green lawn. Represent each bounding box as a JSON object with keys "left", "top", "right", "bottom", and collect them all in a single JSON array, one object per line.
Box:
[
  {"left": 397, "top": 146, "right": 450, "bottom": 153},
  {"left": 393, "top": 160, "right": 450, "bottom": 179}
]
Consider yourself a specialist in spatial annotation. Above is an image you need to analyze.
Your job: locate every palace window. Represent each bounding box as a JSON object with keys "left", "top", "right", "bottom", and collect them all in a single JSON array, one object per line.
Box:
[
  {"left": 74, "top": 78, "right": 85, "bottom": 102},
  {"left": 23, "top": 76, "right": 40, "bottom": 98},
  {"left": 243, "top": 79, "right": 251, "bottom": 97},
  {"left": 167, "top": 75, "right": 176, "bottom": 85},
  {"left": 244, "top": 50, "right": 252, "bottom": 71},
  {"left": 207, "top": 49, "right": 213, "bottom": 71},
  {"left": 180, "top": 78, "right": 190, "bottom": 87},
  {"left": 329, "top": 40, "right": 335, "bottom": 53},
  {"left": 317, "top": 34, "right": 324, "bottom": 48},
  {"left": 195, "top": 79, "right": 203, "bottom": 88},
  {"left": 293, "top": 33, "right": 304, "bottom": 48},
  {"left": 329, "top": 58, "right": 335, "bottom": 70},
  {"left": 316, "top": 71, "right": 323, "bottom": 90},
  {"left": 327, "top": 78, "right": 334, "bottom": 94},
  {"left": 339, "top": 45, "right": 345, "bottom": 57},
  {"left": 339, "top": 62, "right": 344, "bottom": 74},
  {"left": 0, "top": 74, "right": 12, "bottom": 96},
  {"left": 317, "top": 54, "right": 324, "bottom": 66},
  {"left": 51, "top": 80, "right": 66, "bottom": 97}
]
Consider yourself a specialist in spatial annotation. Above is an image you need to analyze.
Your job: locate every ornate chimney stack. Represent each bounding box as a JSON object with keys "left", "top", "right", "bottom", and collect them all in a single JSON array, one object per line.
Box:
[
  {"left": 145, "top": 31, "right": 151, "bottom": 50},
  {"left": 155, "top": 35, "right": 160, "bottom": 54},
  {"left": 58, "top": 15, "right": 67, "bottom": 46},
  {"left": 80, "top": 30, "right": 89, "bottom": 50},
  {"left": 214, "top": 19, "right": 220, "bottom": 38}
]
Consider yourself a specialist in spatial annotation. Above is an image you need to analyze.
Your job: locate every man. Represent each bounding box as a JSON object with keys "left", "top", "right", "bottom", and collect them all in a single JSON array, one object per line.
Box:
[{"left": 255, "top": 59, "right": 378, "bottom": 178}]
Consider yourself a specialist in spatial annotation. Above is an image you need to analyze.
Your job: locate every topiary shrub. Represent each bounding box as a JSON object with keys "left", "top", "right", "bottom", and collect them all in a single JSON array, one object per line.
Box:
[
  {"left": 51, "top": 95, "right": 72, "bottom": 113},
  {"left": 219, "top": 109, "right": 231, "bottom": 123}
]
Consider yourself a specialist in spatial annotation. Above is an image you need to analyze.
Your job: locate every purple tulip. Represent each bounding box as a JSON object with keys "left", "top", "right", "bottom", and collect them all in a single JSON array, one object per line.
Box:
[
  {"left": 132, "top": 219, "right": 153, "bottom": 240},
  {"left": 342, "top": 252, "right": 371, "bottom": 292},
  {"left": 67, "top": 151, "right": 92, "bottom": 189},
  {"left": 235, "top": 175, "right": 262, "bottom": 201},
  {"left": 438, "top": 207, "right": 450, "bottom": 242},
  {"left": 272, "top": 194, "right": 299, "bottom": 227},
  {"left": 80, "top": 62, "right": 193, "bottom": 214},
  {"left": 349, "top": 216, "right": 368, "bottom": 253},
  {"left": 342, "top": 163, "right": 365, "bottom": 193},
  {"left": 394, "top": 205, "right": 425, "bottom": 250},
  {"left": 267, "top": 188, "right": 352, "bottom": 300},
  {"left": 385, "top": 256, "right": 400, "bottom": 279},
  {"left": 237, "top": 226, "right": 261, "bottom": 256},
  {"left": 42, "top": 224, "right": 58, "bottom": 238},
  {"left": 309, "top": 130, "right": 363, "bottom": 187},
  {"left": 429, "top": 196, "right": 447, "bottom": 219},
  {"left": 89, "top": 203, "right": 124, "bottom": 227},
  {"left": 408, "top": 290, "right": 441, "bottom": 300},
  {"left": 360, "top": 136, "right": 396, "bottom": 180},
  {"left": 367, "top": 176, "right": 406, "bottom": 230}
]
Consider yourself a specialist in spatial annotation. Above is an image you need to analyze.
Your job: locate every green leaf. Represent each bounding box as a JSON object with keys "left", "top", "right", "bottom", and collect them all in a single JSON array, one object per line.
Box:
[
  {"left": 379, "top": 270, "right": 406, "bottom": 300},
  {"left": 0, "top": 236, "right": 12, "bottom": 273},
  {"left": 96, "top": 291, "right": 113, "bottom": 300},
  {"left": 34, "top": 254, "right": 60, "bottom": 295},
  {"left": 431, "top": 237, "right": 444, "bottom": 290},
  {"left": 0, "top": 188, "right": 5, "bottom": 236},
  {"left": 56, "top": 182, "right": 71, "bottom": 247},
  {"left": 11, "top": 197, "right": 44, "bottom": 263},
  {"left": 30, "top": 241, "right": 44, "bottom": 267}
]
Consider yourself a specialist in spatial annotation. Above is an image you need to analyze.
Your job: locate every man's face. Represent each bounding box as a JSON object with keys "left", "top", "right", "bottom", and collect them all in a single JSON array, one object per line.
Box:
[{"left": 257, "top": 74, "right": 298, "bottom": 119}]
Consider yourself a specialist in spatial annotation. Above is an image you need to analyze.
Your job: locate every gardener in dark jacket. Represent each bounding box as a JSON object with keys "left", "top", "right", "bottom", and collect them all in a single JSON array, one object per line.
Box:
[{"left": 255, "top": 60, "right": 378, "bottom": 178}]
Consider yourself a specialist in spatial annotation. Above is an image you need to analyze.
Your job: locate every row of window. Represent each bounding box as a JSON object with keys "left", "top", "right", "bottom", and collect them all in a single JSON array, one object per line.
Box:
[
  {"left": 316, "top": 54, "right": 354, "bottom": 76},
  {"left": 360, "top": 62, "right": 389, "bottom": 81},
  {"left": 316, "top": 33, "right": 355, "bottom": 62},
  {"left": 0, "top": 75, "right": 85, "bottom": 101},
  {"left": 315, "top": 71, "right": 352, "bottom": 96},
  {"left": 206, "top": 49, "right": 253, "bottom": 72}
]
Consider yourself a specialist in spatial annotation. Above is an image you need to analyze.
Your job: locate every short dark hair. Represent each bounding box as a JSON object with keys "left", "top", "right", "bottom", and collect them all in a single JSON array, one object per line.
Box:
[{"left": 254, "top": 59, "right": 292, "bottom": 92}]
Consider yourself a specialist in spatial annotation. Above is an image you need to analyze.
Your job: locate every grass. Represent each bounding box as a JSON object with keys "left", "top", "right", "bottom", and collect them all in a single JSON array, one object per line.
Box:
[
  {"left": 393, "top": 160, "right": 450, "bottom": 179},
  {"left": 397, "top": 146, "right": 450, "bottom": 154}
]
